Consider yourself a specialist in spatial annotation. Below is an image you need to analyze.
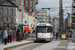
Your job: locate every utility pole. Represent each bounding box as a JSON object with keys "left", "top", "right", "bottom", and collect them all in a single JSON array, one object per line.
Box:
[{"left": 59, "top": 0, "right": 63, "bottom": 34}]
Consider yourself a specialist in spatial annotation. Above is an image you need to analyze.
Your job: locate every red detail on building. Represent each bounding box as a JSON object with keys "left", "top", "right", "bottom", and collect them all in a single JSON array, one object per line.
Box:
[
  {"left": 32, "top": 27, "right": 33, "bottom": 29},
  {"left": 31, "top": 24, "right": 32, "bottom": 27},
  {"left": 24, "top": 0, "right": 36, "bottom": 12},
  {"left": 25, "top": 27, "right": 29, "bottom": 32}
]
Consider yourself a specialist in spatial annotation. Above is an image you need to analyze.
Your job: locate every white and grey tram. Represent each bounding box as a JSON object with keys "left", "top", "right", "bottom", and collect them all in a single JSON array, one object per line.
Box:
[{"left": 36, "top": 23, "right": 53, "bottom": 41}]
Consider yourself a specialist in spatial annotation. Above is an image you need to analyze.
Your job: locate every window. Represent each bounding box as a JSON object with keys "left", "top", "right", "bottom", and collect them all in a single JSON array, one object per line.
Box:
[
  {"left": 30, "top": 1, "right": 32, "bottom": 7},
  {"left": 30, "top": 8, "right": 32, "bottom": 12},
  {"left": 11, "top": 9, "right": 13, "bottom": 15},
  {"left": 6, "top": 9, "right": 8, "bottom": 15},
  {"left": 73, "top": 13, "right": 75, "bottom": 15},
  {"left": 37, "top": 12, "right": 39, "bottom": 13},
  {"left": 11, "top": 18, "right": 13, "bottom": 23},
  {"left": 39, "top": 15, "right": 41, "bottom": 16},
  {"left": 72, "top": 17, "right": 75, "bottom": 23},
  {"left": 37, "top": 26, "right": 53, "bottom": 33},
  {"left": 6, "top": 18, "right": 8, "bottom": 22},
  {"left": 33, "top": 1, "right": 35, "bottom": 7},
  {"left": 0, "top": 8, "right": 4, "bottom": 15},
  {"left": 1, "top": 18, "right": 3, "bottom": 21},
  {"left": 26, "top": 0, "right": 28, "bottom": 7},
  {"left": 73, "top": 6, "right": 75, "bottom": 8},
  {"left": 37, "top": 15, "right": 39, "bottom": 16},
  {"left": 33, "top": 9, "right": 35, "bottom": 13},
  {"left": 47, "top": 27, "right": 53, "bottom": 32}
]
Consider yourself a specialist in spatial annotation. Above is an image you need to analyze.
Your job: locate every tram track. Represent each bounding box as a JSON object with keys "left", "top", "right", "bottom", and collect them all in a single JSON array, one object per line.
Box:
[
  {"left": 4, "top": 41, "right": 49, "bottom": 50},
  {"left": 4, "top": 42, "right": 34, "bottom": 50}
]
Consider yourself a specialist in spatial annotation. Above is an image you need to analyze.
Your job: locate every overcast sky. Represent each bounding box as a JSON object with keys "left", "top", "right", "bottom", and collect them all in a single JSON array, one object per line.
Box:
[{"left": 36, "top": 0, "right": 72, "bottom": 19}]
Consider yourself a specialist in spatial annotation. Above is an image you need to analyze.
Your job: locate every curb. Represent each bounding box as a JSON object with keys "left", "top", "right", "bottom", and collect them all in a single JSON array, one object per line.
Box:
[{"left": 4, "top": 42, "right": 33, "bottom": 50}]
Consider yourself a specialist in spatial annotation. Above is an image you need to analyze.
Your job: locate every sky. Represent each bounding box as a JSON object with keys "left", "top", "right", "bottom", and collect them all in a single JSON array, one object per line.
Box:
[{"left": 36, "top": 0, "right": 72, "bottom": 19}]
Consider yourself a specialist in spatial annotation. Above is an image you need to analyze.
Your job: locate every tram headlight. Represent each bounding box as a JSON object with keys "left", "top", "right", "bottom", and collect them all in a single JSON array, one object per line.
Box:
[{"left": 44, "top": 36, "right": 46, "bottom": 38}]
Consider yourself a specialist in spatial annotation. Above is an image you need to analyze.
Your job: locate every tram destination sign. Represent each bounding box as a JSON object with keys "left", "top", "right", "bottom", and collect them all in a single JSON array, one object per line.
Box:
[{"left": 39, "top": 24, "right": 46, "bottom": 26}]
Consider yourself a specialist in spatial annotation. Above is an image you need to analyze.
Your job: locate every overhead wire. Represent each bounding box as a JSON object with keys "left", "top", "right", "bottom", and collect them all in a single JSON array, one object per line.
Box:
[
  {"left": 38, "top": 0, "right": 47, "bottom": 8},
  {"left": 37, "top": 0, "right": 72, "bottom": 19}
]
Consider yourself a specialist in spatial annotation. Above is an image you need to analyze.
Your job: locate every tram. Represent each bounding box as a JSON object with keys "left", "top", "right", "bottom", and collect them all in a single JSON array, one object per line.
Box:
[{"left": 36, "top": 23, "right": 53, "bottom": 41}]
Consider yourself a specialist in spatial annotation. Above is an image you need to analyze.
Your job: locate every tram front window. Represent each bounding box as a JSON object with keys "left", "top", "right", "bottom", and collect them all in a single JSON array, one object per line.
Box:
[{"left": 37, "top": 26, "right": 53, "bottom": 33}]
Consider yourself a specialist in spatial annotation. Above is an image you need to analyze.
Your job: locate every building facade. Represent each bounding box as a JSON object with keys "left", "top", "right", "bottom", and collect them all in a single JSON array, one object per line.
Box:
[
  {"left": 36, "top": 10, "right": 47, "bottom": 23},
  {"left": 24, "top": 0, "right": 37, "bottom": 13},
  {"left": 65, "top": 15, "right": 72, "bottom": 30},
  {"left": 16, "top": 8, "right": 37, "bottom": 33},
  {"left": 0, "top": 0, "right": 17, "bottom": 29},
  {"left": 46, "top": 17, "right": 49, "bottom": 23},
  {"left": 11, "top": 0, "right": 38, "bottom": 13},
  {"left": 52, "top": 17, "right": 59, "bottom": 33},
  {"left": 72, "top": 0, "right": 75, "bottom": 23},
  {"left": 0, "top": 0, "right": 18, "bottom": 42}
]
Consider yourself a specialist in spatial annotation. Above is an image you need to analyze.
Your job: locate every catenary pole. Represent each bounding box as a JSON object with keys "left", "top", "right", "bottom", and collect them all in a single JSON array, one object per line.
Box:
[{"left": 59, "top": 0, "right": 63, "bottom": 34}]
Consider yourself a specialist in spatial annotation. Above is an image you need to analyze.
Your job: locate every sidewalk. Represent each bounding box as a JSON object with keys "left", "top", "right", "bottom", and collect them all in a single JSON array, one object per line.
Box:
[
  {"left": 0, "top": 38, "right": 34, "bottom": 50},
  {"left": 67, "top": 41, "right": 75, "bottom": 50}
]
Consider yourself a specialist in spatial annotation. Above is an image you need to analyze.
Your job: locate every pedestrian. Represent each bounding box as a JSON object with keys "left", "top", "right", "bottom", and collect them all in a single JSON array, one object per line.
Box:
[
  {"left": 16, "top": 29, "right": 21, "bottom": 42},
  {"left": 3, "top": 28, "right": 8, "bottom": 45},
  {"left": 56, "top": 32, "right": 58, "bottom": 39},
  {"left": 8, "top": 28, "right": 12, "bottom": 43}
]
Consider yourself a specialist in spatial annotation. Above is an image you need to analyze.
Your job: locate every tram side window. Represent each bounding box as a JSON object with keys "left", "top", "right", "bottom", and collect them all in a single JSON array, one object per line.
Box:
[{"left": 47, "top": 27, "right": 53, "bottom": 32}]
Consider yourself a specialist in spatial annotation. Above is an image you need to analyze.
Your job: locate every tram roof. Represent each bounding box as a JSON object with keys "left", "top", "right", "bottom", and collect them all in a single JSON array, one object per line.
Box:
[{"left": 37, "top": 23, "right": 53, "bottom": 27}]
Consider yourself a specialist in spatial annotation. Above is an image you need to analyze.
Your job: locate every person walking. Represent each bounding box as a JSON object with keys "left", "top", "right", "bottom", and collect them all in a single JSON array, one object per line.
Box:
[
  {"left": 3, "top": 28, "right": 8, "bottom": 45},
  {"left": 16, "top": 29, "right": 21, "bottom": 42},
  {"left": 8, "top": 28, "right": 12, "bottom": 43}
]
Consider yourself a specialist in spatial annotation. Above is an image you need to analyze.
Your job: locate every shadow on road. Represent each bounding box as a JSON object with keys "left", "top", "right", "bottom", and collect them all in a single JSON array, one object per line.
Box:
[{"left": 34, "top": 40, "right": 50, "bottom": 43}]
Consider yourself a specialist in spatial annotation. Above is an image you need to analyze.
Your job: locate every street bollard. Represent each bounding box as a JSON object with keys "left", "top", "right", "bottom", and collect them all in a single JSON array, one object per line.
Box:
[
  {"left": 23, "top": 33, "right": 25, "bottom": 40},
  {"left": 25, "top": 32, "right": 28, "bottom": 39},
  {"left": 11, "top": 33, "right": 14, "bottom": 41}
]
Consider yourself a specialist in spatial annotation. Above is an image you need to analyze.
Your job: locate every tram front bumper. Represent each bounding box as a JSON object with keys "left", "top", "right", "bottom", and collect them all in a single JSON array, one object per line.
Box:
[{"left": 36, "top": 38, "right": 51, "bottom": 41}]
